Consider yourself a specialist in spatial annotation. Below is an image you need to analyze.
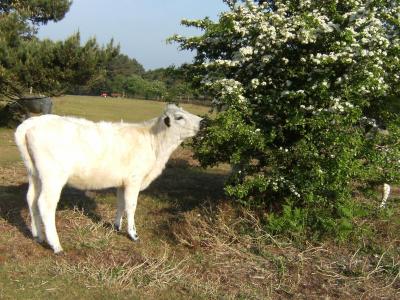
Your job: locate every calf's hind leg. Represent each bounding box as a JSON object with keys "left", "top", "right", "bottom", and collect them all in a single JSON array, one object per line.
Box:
[
  {"left": 114, "top": 187, "right": 125, "bottom": 231},
  {"left": 26, "top": 175, "right": 44, "bottom": 242},
  {"left": 37, "top": 179, "right": 65, "bottom": 253}
]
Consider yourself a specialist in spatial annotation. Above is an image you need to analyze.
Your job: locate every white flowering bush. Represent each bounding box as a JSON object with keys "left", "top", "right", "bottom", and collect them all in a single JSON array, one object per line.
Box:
[{"left": 172, "top": 0, "right": 400, "bottom": 238}]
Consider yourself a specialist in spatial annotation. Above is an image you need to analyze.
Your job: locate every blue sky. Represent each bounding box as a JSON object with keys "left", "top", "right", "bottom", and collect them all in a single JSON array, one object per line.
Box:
[{"left": 37, "top": 0, "right": 228, "bottom": 70}]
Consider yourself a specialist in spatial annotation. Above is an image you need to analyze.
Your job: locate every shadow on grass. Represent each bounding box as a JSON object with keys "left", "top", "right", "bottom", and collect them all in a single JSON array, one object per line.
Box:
[
  {"left": 144, "top": 158, "right": 228, "bottom": 212},
  {"left": 0, "top": 183, "right": 101, "bottom": 240},
  {"left": 143, "top": 159, "right": 229, "bottom": 241}
]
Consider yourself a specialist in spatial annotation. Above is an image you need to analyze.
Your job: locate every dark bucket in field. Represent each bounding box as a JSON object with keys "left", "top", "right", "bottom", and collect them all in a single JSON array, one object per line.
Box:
[
  {"left": 17, "top": 96, "right": 53, "bottom": 114},
  {"left": 0, "top": 96, "right": 53, "bottom": 128}
]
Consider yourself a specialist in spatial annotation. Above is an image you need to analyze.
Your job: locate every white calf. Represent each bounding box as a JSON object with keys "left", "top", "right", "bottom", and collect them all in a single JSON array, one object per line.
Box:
[{"left": 15, "top": 104, "right": 203, "bottom": 253}]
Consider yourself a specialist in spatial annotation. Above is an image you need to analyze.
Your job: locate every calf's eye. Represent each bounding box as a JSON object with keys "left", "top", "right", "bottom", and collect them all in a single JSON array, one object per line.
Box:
[{"left": 175, "top": 116, "right": 184, "bottom": 120}]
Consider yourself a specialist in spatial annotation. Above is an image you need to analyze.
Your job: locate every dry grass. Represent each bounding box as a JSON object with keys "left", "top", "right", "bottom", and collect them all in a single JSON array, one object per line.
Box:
[
  {"left": 50, "top": 207, "right": 189, "bottom": 292},
  {"left": 54, "top": 240, "right": 189, "bottom": 291},
  {"left": 171, "top": 206, "right": 400, "bottom": 299},
  {"left": 0, "top": 128, "right": 20, "bottom": 166}
]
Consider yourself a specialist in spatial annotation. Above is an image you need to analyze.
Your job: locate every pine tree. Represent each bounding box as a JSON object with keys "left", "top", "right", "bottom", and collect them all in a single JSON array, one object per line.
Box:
[{"left": 0, "top": 0, "right": 119, "bottom": 100}]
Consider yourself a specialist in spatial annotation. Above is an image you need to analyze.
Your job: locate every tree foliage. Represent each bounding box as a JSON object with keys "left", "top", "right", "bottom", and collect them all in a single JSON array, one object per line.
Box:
[
  {"left": 108, "top": 54, "right": 145, "bottom": 77},
  {"left": 89, "top": 54, "right": 146, "bottom": 95},
  {"left": 144, "top": 66, "right": 199, "bottom": 101},
  {"left": 0, "top": 0, "right": 72, "bottom": 25},
  {"left": 92, "top": 65, "right": 199, "bottom": 101},
  {"left": 172, "top": 0, "right": 400, "bottom": 238},
  {"left": 119, "top": 74, "right": 166, "bottom": 99},
  {"left": 0, "top": 0, "right": 119, "bottom": 99}
]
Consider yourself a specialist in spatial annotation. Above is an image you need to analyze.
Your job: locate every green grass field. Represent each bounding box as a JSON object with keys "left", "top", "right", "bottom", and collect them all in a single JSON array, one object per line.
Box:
[
  {"left": 53, "top": 95, "right": 210, "bottom": 122},
  {"left": 0, "top": 95, "right": 399, "bottom": 299}
]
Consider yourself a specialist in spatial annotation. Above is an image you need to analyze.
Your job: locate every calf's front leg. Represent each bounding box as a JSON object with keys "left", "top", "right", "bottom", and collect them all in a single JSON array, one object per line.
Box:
[{"left": 123, "top": 183, "right": 140, "bottom": 241}]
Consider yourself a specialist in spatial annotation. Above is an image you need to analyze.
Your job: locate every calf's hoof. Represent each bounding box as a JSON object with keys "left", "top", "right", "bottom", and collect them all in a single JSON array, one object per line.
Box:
[
  {"left": 113, "top": 223, "right": 121, "bottom": 232},
  {"left": 33, "top": 236, "right": 44, "bottom": 243},
  {"left": 129, "top": 233, "right": 139, "bottom": 242},
  {"left": 53, "top": 246, "right": 64, "bottom": 254}
]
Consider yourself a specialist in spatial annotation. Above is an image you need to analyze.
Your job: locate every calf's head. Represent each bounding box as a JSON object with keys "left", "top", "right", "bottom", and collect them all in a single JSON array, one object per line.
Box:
[{"left": 163, "top": 104, "right": 203, "bottom": 139}]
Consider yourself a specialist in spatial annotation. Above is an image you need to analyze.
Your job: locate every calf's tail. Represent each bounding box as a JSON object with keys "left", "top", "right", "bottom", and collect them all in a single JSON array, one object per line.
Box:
[{"left": 14, "top": 120, "right": 36, "bottom": 176}]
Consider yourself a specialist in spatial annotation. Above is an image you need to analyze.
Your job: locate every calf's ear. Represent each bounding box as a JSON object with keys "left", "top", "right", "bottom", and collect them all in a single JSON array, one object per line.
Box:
[{"left": 164, "top": 116, "right": 171, "bottom": 127}]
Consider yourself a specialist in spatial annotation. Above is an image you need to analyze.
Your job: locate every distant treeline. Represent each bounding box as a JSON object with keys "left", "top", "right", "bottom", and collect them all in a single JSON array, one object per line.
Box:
[{"left": 68, "top": 53, "right": 207, "bottom": 103}]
